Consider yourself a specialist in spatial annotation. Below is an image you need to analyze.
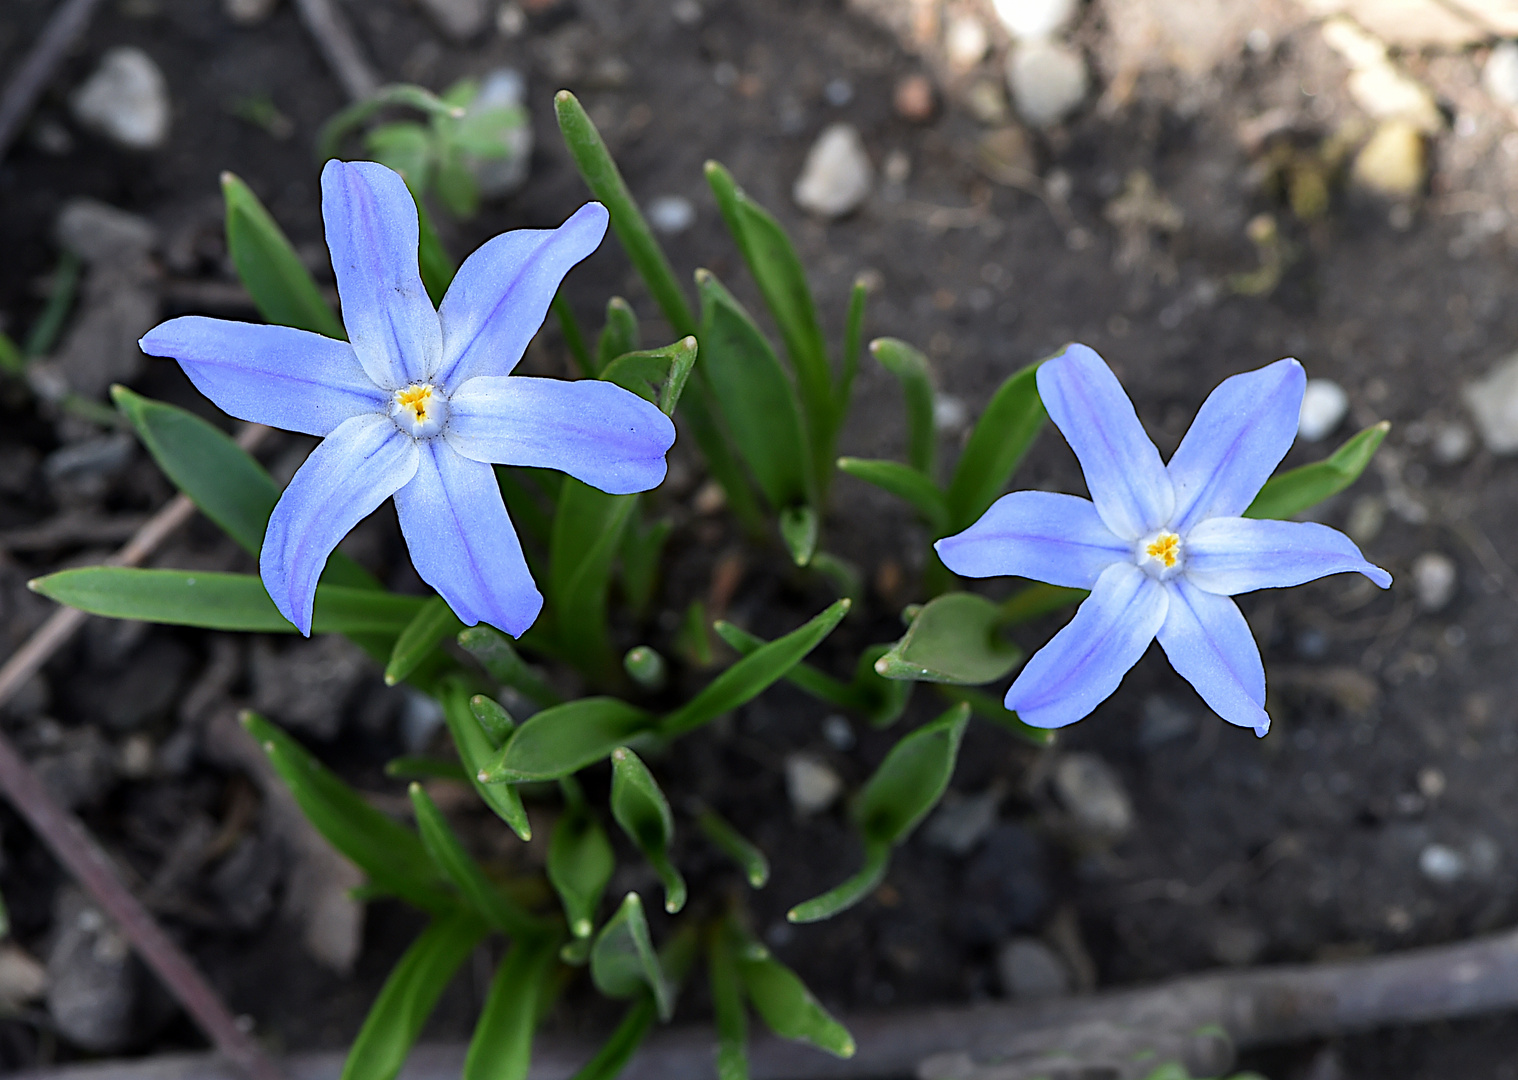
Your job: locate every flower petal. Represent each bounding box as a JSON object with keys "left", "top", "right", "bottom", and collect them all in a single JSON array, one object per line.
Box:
[
  {"left": 321, "top": 159, "right": 442, "bottom": 388},
  {"left": 435, "top": 203, "right": 609, "bottom": 387},
  {"left": 1004, "top": 561, "right": 1168, "bottom": 728},
  {"left": 446, "top": 375, "right": 675, "bottom": 495},
  {"left": 393, "top": 441, "right": 542, "bottom": 636},
  {"left": 140, "top": 316, "right": 385, "bottom": 436},
  {"left": 934, "top": 491, "right": 1128, "bottom": 589},
  {"left": 1183, "top": 516, "right": 1392, "bottom": 595},
  {"left": 260, "top": 414, "right": 419, "bottom": 635},
  {"left": 1156, "top": 578, "right": 1269, "bottom": 735},
  {"left": 1167, "top": 358, "right": 1305, "bottom": 533},
  {"left": 1036, "top": 344, "right": 1174, "bottom": 540}
]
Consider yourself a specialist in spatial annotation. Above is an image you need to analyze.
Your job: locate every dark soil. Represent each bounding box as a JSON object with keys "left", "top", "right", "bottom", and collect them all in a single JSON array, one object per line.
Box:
[{"left": 3, "top": 1, "right": 1518, "bottom": 1077}]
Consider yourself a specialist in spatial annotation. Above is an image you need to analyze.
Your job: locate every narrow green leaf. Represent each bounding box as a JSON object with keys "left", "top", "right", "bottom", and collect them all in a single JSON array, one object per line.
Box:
[
  {"left": 366, "top": 123, "right": 434, "bottom": 191},
  {"left": 591, "top": 893, "right": 672, "bottom": 1021},
  {"left": 548, "top": 481, "right": 638, "bottom": 679},
  {"left": 554, "top": 91, "right": 695, "bottom": 336},
  {"left": 619, "top": 515, "right": 672, "bottom": 617},
  {"left": 780, "top": 505, "right": 818, "bottom": 566},
  {"left": 697, "top": 809, "right": 769, "bottom": 888},
  {"left": 410, "top": 783, "right": 543, "bottom": 937},
  {"left": 1245, "top": 421, "right": 1389, "bottom": 520},
  {"left": 341, "top": 911, "right": 487, "bottom": 1080},
  {"left": 222, "top": 171, "right": 345, "bottom": 338},
  {"left": 24, "top": 249, "right": 81, "bottom": 359},
  {"left": 242, "top": 712, "right": 451, "bottom": 913},
  {"left": 316, "top": 83, "right": 464, "bottom": 163},
  {"left": 496, "top": 466, "right": 556, "bottom": 554},
  {"left": 937, "top": 685, "right": 1053, "bottom": 747},
  {"left": 386, "top": 596, "right": 465, "bottom": 686},
  {"left": 659, "top": 600, "right": 849, "bottom": 738},
  {"left": 0, "top": 887, "right": 10, "bottom": 938},
  {"left": 835, "top": 457, "right": 948, "bottom": 532},
  {"left": 709, "top": 921, "right": 750, "bottom": 1080},
  {"left": 679, "top": 383, "right": 768, "bottom": 534},
  {"left": 736, "top": 945, "right": 855, "bottom": 1058},
  {"left": 469, "top": 694, "right": 515, "bottom": 745},
  {"left": 548, "top": 805, "right": 615, "bottom": 941},
  {"left": 854, "top": 704, "right": 969, "bottom": 846},
  {"left": 464, "top": 935, "right": 558, "bottom": 1080},
  {"left": 838, "top": 278, "right": 869, "bottom": 432},
  {"left": 553, "top": 291, "right": 596, "bottom": 379},
  {"left": 568, "top": 996, "right": 658, "bottom": 1080},
  {"left": 874, "top": 592, "right": 1023, "bottom": 685},
  {"left": 0, "top": 331, "right": 24, "bottom": 377},
  {"left": 599, "top": 337, "right": 698, "bottom": 417},
  {"left": 711, "top": 622, "right": 903, "bottom": 724},
  {"left": 484, "top": 698, "right": 653, "bottom": 782},
  {"left": 384, "top": 756, "right": 468, "bottom": 782},
  {"left": 785, "top": 841, "right": 889, "bottom": 925},
  {"left": 675, "top": 599, "right": 714, "bottom": 668},
  {"left": 999, "top": 582, "right": 1087, "bottom": 625},
  {"left": 597, "top": 297, "right": 641, "bottom": 373},
  {"left": 623, "top": 646, "right": 668, "bottom": 691},
  {"left": 869, "top": 338, "right": 937, "bottom": 476},
  {"left": 456, "top": 626, "right": 563, "bottom": 707},
  {"left": 440, "top": 681, "right": 532, "bottom": 840},
  {"left": 413, "top": 187, "right": 456, "bottom": 305},
  {"left": 609, "top": 748, "right": 686, "bottom": 914},
  {"left": 945, "top": 362, "right": 1046, "bottom": 531}
]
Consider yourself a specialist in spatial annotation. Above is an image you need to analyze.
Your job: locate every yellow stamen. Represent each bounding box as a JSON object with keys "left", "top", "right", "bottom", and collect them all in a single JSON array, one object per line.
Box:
[
  {"left": 1145, "top": 533, "right": 1180, "bottom": 568},
  {"left": 396, "top": 384, "right": 433, "bottom": 420}
]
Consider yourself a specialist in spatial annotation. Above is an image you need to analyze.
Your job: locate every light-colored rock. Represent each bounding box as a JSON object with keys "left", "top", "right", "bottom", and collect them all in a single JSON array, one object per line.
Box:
[
  {"left": 964, "top": 78, "right": 1011, "bottom": 124},
  {"left": 1351, "top": 120, "right": 1425, "bottom": 198},
  {"left": 1463, "top": 351, "right": 1518, "bottom": 453},
  {"left": 57, "top": 199, "right": 157, "bottom": 265},
  {"left": 70, "top": 48, "right": 170, "bottom": 150},
  {"left": 466, "top": 68, "right": 533, "bottom": 199},
  {"left": 822, "top": 714, "right": 856, "bottom": 751},
  {"left": 785, "top": 752, "right": 843, "bottom": 815},
  {"left": 1311, "top": 0, "right": 1485, "bottom": 48},
  {"left": 1346, "top": 494, "right": 1387, "bottom": 544},
  {"left": 1138, "top": 694, "right": 1196, "bottom": 748},
  {"left": 945, "top": 12, "right": 990, "bottom": 70},
  {"left": 1411, "top": 551, "right": 1457, "bottom": 611},
  {"left": 996, "top": 937, "right": 1071, "bottom": 999},
  {"left": 924, "top": 787, "right": 1002, "bottom": 855},
  {"left": 1347, "top": 64, "right": 1444, "bottom": 132},
  {"left": 1321, "top": 15, "right": 1389, "bottom": 69},
  {"left": 648, "top": 194, "right": 696, "bottom": 235},
  {"left": 416, "top": 0, "right": 489, "bottom": 40},
  {"left": 1051, "top": 753, "right": 1133, "bottom": 844},
  {"left": 991, "top": 0, "right": 1080, "bottom": 39},
  {"left": 1419, "top": 842, "right": 1466, "bottom": 883},
  {"left": 1432, "top": 421, "right": 1473, "bottom": 463},
  {"left": 1207, "top": 919, "right": 1267, "bottom": 966},
  {"left": 47, "top": 890, "right": 137, "bottom": 1052},
  {"left": 975, "top": 125, "right": 1039, "bottom": 186},
  {"left": 934, "top": 394, "right": 968, "bottom": 434},
  {"left": 1486, "top": 40, "right": 1518, "bottom": 105},
  {"left": 1101, "top": 0, "right": 1258, "bottom": 83},
  {"left": 1298, "top": 379, "right": 1349, "bottom": 441},
  {"left": 793, "top": 123, "right": 873, "bottom": 218},
  {"left": 894, "top": 73, "right": 936, "bottom": 121},
  {"left": 0, "top": 944, "right": 48, "bottom": 1009},
  {"left": 223, "top": 0, "right": 279, "bottom": 24},
  {"left": 1007, "top": 39, "right": 1088, "bottom": 128}
]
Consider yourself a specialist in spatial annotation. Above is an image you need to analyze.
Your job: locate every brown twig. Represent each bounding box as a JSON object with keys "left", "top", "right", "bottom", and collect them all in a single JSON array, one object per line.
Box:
[
  {"left": 0, "top": 425, "right": 282, "bottom": 1080},
  {"left": 290, "top": 0, "right": 381, "bottom": 103},
  {"left": 0, "top": 0, "right": 110, "bottom": 163}
]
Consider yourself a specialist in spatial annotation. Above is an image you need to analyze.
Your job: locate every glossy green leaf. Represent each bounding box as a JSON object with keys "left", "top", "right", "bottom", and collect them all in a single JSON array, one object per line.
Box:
[
  {"left": 1245, "top": 421, "right": 1389, "bottom": 520},
  {"left": 869, "top": 338, "right": 937, "bottom": 475},
  {"left": 874, "top": 592, "right": 1023, "bottom": 684},
  {"left": 597, "top": 297, "right": 641, "bottom": 374},
  {"left": 341, "top": 911, "right": 487, "bottom": 1080},
  {"left": 936, "top": 685, "right": 1053, "bottom": 747},
  {"left": 413, "top": 186, "right": 456, "bottom": 305},
  {"left": 678, "top": 382, "right": 768, "bottom": 534},
  {"left": 780, "top": 505, "right": 819, "bottom": 566},
  {"left": 483, "top": 698, "right": 653, "bottom": 782},
  {"left": 384, "top": 756, "right": 468, "bottom": 782},
  {"left": 623, "top": 646, "right": 667, "bottom": 691},
  {"left": 619, "top": 514, "right": 672, "bottom": 617},
  {"left": 591, "top": 893, "right": 672, "bottom": 1021},
  {"left": 568, "top": 996, "right": 658, "bottom": 1080},
  {"left": 316, "top": 83, "right": 462, "bottom": 161},
  {"left": 697, "top": 809, "right": 769, "bottom": 888},
  {"left": 999, "top": 582, "right": 1087, "bottom": 625},
  {"left": 675, "top": 599, "right": 714, "bottom": 668},
  {"left": 609, "top": 748, "right": 686, "bottom": 914},
  {"left": 386, "top": 596, "right": 465, "bottom": 686},
  {"left": 464, "top": 935, "right": 557, "bottom": 1080},
  {"left": 554, "top": 91, "right": 694, "bottom": 337},
  {"left": 410, "top": 783, "right": 542, "bottom": 937},
  {"left": 553, "top": 291, "right": 596, "bottom": 379},
  {"left": 457, "top": 626, "right": 562, "bottom": 707},
  {"left": 548, "top": 805, "right": 615, "bottom": 941},
  {"left": 696, "top": 269, "right": 812, "bottom": 511},
  {"left": 839, "top": 277, "right": 869, "bottom": 433},
  {"left": 835, "top": 457, "right": 948, "bottom": 532},
  {"left": 222, "top": 171, "right": 345, "bottom": 339},
  {"left": 366, "top": 122, "right": 434, "bottom": 190},
  {"left": 243, "top": 712, "right": 451, "bottom": 913},
  {"left": 945, "top": 362, "right": 1046, "bottom": 531},
  {"left": 785, "top": 841, "right": 889, "bottom": 924},
  {"left": 547, "top": 481, "right": 638, "bottom": 680},
  {"left": 736, "top": 945, "right": 855, "bottom": 1058},
  {"left": 600, "top": 337, "right": 698, "bottom": 417},
  {"left": 0, "top": 331, "right": 24, "bottom": 377},
  {"left": 469, "top": 694, "right": 515, "bottom": 745},
  {"left": 708, "top": 921, "right": 749, "bottom": 1080},
  {"left": 659, "top": 599, "right": 849, "bottom": 737},
  {"left": 854, "top": 704, "right": 969, "bottom": 846},
  {"left": 23, "top": 249, "right": 81, "bottom": 359},
  {"left": 712, "top": 623, "right": 906, "bottom": 726},
  {"left": 441, "top": 681, "right": 531, "bottom": 840},
  {"left": 31, "top": 568, "right": 421, "bottom": 635}
]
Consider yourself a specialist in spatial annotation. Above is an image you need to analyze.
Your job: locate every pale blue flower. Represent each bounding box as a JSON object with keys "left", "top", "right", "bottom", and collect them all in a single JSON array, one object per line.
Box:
[
  {"left": 935, "top": 344, "right": 1390, "bottom": 736},
  {"left": 140, "top": 160, "right": 675, "bottom": 637}
]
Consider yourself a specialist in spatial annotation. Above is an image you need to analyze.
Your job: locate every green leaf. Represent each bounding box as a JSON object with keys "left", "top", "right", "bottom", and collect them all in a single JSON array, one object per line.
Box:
[
  {"left": 619, "top": 515, "right": 672, "bottom": 617},
  {"left": 785, "top": 842, "right": 889, "bottom": 924},
  {"left": 869, "top": 339, "right": 937, "bottom": 475},
  {"left": 835, "top": 457, "right": 948, "bottom": 532},
  {"left": 591, "top": 893, "right": 672, "bottom": 1021},
  {"left": 413, "top": 185, "right": 456, "bottom": 305},
  {"left": 440, "top": 681, "right": 531, "bottom": 840},
  {"left": 874, "top": 592, "right": 1023, "bottom": 684},
  {"left": 222, "top": 171, "right": 345, "bottom": 339},
  {"left": 386, "top": 596, "right": 465, "bottom": 686},
  {"left": 317, "top": 83, "right": 464, "bottom": 163},
  {"left": 839, "top": 278, "right": 869, "bottom": 433},
  {"left": 365, "top": 122, "right": 434, "bottom": 190},
  {"left": 622, "top": 646, "right": 668, "bottom": 691},
  {"left": 0, "top": 331, "right": 24, "bottom": 377},
  {"left": 553, "top": 291, "right": 596, "bottom": 379},
  {"left": 736, "top": 945, "right": 855, "bottom": 1058},
  {"left": 853, "top": 704, "right": 969, "bottom": 846},
  {"left": 341, "top": 911, "right": 487, "bottom": 1080},
  {"left": 464, "top": 935, "right": 558, "bottom": 1080},
  {"left": 675, "top": 599, "right": 714, "bottom": 668},
  {"left": 483, "top": 698, "right": 653, "bottom": 782},
  {"left": 780, "top": 505, "right": 819, "bottom": 566},
  {"left": 1245, "top": 421, "right": 1389, "bottom": 520},
  {"left": 24, "top": 250, "right": 81, "bottom": 359},
  {"left": 945, "top": 362, "right": 1046, "bottom": 531},
  {"left": 548, "top": 481, "right": 637, "bottom": 679},
  {"left": 599, "top": 337, "right": 698, "bottom": 417},
  {"left": 708, "top": 921, "right": 750, "bottom": 1080},
  {"left": 0, "top": 886, "right": 9, "bottom": 939},
  {"left": 568, "top": 996, "right": 658, "bottom": 1080},
  {"left": 999, "top": 582, "right": 1087, "bottom": 625},
  {"left": 697, "top": 809, "right": 769, "bottom": 888},
  {"left": 435, "top": 149, "right": 480, "bottom": 217},
  {"left": 696, "top": 269, "right": 812, "bottom": 511},
  {"left": 609, "top": 748, "right": 686, "bottom": 914},
  {"left": 554, "top": 91, "right": 695, "bottom": 336},
  {"left": 597, "top": 297, "right": 641, "bottom": 374},
  {"left": 384, "top": 755, "right": 468, "bottom": 782},
  {"left": 936, "top": 685, "right": 1052, "bottom": 747},
  {"left": 469, "top": 694, "right": 516, "bottom": 745},
  {"left": 457, "top": 626, "right": 562, "bottom": 708},
  {"left": 409, "top": 783, "right": 543, "bottom": 937},
  {"left": 243, "top": 712, "right": 451, "bottom": 913},
  {"left": 712, "top": 622, "right": 906, "bottom": 726},
  {"left": 659, "top": 599, "right": 849, "bottom": 738},
  {"left": 548, "top": 804, "right": 615, "bottom": 940}
]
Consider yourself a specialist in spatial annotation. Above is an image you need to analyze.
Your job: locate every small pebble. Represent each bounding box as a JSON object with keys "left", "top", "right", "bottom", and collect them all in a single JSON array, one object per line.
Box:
[
  {"left": 1417, "top": 766, "right": 1446, "bottom": 799},
  {"left": 117, "top": 734, "right": 155, "bottom": 780},
  {"left": 1411, "top": 552, "right": 1457, "bottom": 612},
  {"left": 996, "top": 937, "right": 1071, "bottom": 999},
  {"left": 0, "top": 944, "right": 48, "bottom": 1009},
  {"left": 1007, "top": 40, "right": 1088, "bottom": 128},
  {"left": 1297, "top": 379, "right": 1349, "bottom": 442},
  {"left": 70, "top": 47, "right": 170, "bottom": 150},
  {"left": 882, "top": 148, "right": 912, "bottom": 186},
  {"left": 1050, "top": 753, "right": 1133, "bottom": 844},
  {"left": 465, "top": 69, "right": 533, "bottom": 199},
  {"left": 1419, "top": 842, "right": 1466, "bottom": 883},
  {"left": 415, "top": 0, "right": 489, "bottom": 39},
  {"left": 223, "top": 0, "right": 278, "bottom": 25},
  {"left": 893, "top": 74, "right": 936, "bottom": 122},
  {"left": 1208, "top": 920, "right": 1267, "bottom": 966},
  {"left": 991, "top": 0, "right": 1079, "bottom": 40},
  {"left": 400, "top": 689, "right": 446, "bottom": 752},
  {"left": 1431, "top": 422, "right": 1473, "bottom": 464},
  {"left": 1138, "top": 694, "right": 1196, "bottom": 748},
  {"left": 648, "top": 194, "right": 696, "bottom": 235},
  {"left": 1486, "top": 41, "right": 1518, "bottom": 106},
  {"left": 924, "top": 787, "right": 1002, "bottom": 855},
  {"left": 1464, "top": 352, "right": 1518, "bottom": 454},
  {"left": 945, "top": 12, "right": 990, "bottom": 70},
  {"left": 670, "top": 0, "right": 702, "bottom": 26},
  {"left": 793, "top": 123, "right": 873, "bottom": 218},
  {"left": 934, "top": 394, "right": 968, "bottom": 434},
  {"left": 47, "top": 890, "right": 138, "bottom": 1052},
  {"left": 496, "top": 3, "right": 526, "bottom": 35},
  {"left": 824, "top": 77, "right": 854, "bottom": 107},
  {"left": 692, "top": 479, "right": 726, "bottom": 515},
  {"left": 1345, "top": 495, "right": 1386, "bottom": 544},
  {"left": 785, "top": 752, "right": 843, "bottom": 815},
  {"left": 821, "top": 714, "right": 855, "bottom": 751},
  {"left": 1351, "top": 120, "right": 1425, "bottom": 199},
  {"left": 964, "top": 78, "right": 1010, "bottom": 125}
]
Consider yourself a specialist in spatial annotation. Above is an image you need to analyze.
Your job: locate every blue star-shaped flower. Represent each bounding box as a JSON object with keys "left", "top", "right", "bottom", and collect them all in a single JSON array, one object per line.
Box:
[
  {"left": 140, "top": 160, "right": 675, "bottom": 637},
  {"left": 935, "top": 344, "right": 1391, "bottom": 736}
]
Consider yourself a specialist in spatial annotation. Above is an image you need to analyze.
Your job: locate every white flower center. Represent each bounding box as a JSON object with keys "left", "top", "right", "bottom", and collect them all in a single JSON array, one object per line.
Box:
[
  {"left": 390, "top": 382, "right": 449, "bottom": 439},
  {"left": 1134, "top": 529, "right": 1185, "bottom": 580}
]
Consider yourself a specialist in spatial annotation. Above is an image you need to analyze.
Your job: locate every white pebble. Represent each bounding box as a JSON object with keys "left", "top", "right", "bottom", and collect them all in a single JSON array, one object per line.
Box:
[
  {"left": 991, "top": 0, "right": 1079, "bottom": 40},
  {"left": 1006, "top": 40, "right": 1088, "bottom": 128},
  {"left": 1051, "top": 753, "right": 1132, "bottom": 844},
  {"left": 996, "top": 938, "right": 1071, "bottom": 999},
  {"left": 1297, "top": 379, "right": 1349, "bottom": 442},
  {"left": 1419, "top": 843, "right": 1466, "bottom": 884},
  {"left": 70, "top": 47, "right": 170, "bottom": 150},
  {"left": 1432, "top": 422, "right": 1473, "bottom": 464},
  {"left": 933, "top": 394, "right": 968, "bottom": 434},
  {"left": 648, "top": 195, "right": 696, "bottom": 235},
  {"left": 821, "top": 714, "right": 855, "bottom": 751},
  {"left": 1485, "top": 41, "right": 1518, "bottom": 106},
  {"left": 466, "top": 68, "right": 533, "bottom": 198},
  {"left": 1464, "top": 351, "right": 1518, "bottom": 454},
  {"left": 1411, "top": 552, "right": 1457, "bottom": 612},
  {"left": 793, "top": 123, "right": 873, "bottom": 218},
  {"left": 785, "top": 753, "right": 843, "bottom": 815},
  {"left": 945, "top": 12, "right": 990, "bottom": 71}
]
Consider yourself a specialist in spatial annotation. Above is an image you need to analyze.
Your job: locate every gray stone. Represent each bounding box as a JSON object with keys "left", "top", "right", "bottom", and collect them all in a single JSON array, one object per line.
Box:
[
  {"left": 1419, "top": 842, "right": 1466, "bottom": 883},
  {"left": 251, "top": 635, "right": 373, "bottom": 739},
  {"left": 1465, "top": 351, "right": 1518, "bottom": 453},
  {"left": 924, "top": 786, "right": 1002, "bottom": 855},
  {"left": 1351, "top": 120, "right": 1427, "bottom": 199},
  {"left": 1138, "top": 694, "right": 1196, "bottom": 748},
  {"left": 465, "top": 69, "right": 533, "bottom": 199},
  {"left": 1207, "top": 919, "right": 1266, "bottom": 966},
  {"left": 1298, "top": 379, "right": 1349, "bottom": 442},
  {"left": 995, "top": 937, "right": 1071, "bottom": 999},
  {"left": 957, "top": 824, "right": 1050, "bottom": 942},
  {"left": 1051, "top": 753, "right": 1133, "bottom": 844},
  {"left": 1432, "top": 422, "right": 1474, "bottom": 464},
  {"left": 1486, "top": 41, "right": 1518, "bottom": 105},
  {"left": 821, "top": 713, "right": 856, "bottom": 751},
  {"left": 1007, "top": 40, "right": 1088, "bottom": 128},
  {"left": 34, "top": 726, "right": 116, "bottom": 812},
  {"left": 415, "top": 0, "right": 489, "bottom": 40},
  {"left": 41, "top": 434, "right": 136, "bottom": 502},
  {"left": 784, "top": 752, "right": 843, "bottom": 815},
  {"left": 945, "top": 12, "right": 990, "bottom": 70},
  {"left": 991, "top": 0, "right": 1079, "bottom": 39},
  {"left": 648, "top": 194, "right": 697, "bottom": 235},
  {"left": 223, "top": 0, "right": 279, "bottom": 24},
  {"left": 46, "top": 889, "right": 138, "bottom": 1052},
  {"left": 1411, "top": 552, "right": 1457, "bottom": 612},
  {"left": 57, "top": 200, "right": 157, "bottom": 265},
  {"left": 0, "top": 944, "right": 48, "bottom": 1010},
  {"left": 793, "top": 123, "right": 873, "bottom": 218},
  {"left": 70, "top": 48, "right": 170, "bottom": 151}
]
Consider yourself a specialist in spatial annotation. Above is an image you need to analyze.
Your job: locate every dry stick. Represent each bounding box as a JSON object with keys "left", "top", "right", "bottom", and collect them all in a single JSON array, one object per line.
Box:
[
  {"left": 0, "top": 425, "right": 284, "bottom": 1080},
  {"left": 290, "top": 0, "right": 381, "bottom": 103},
  {"left": 0, "top": 0, "right": 110, "bottom": 162}
]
